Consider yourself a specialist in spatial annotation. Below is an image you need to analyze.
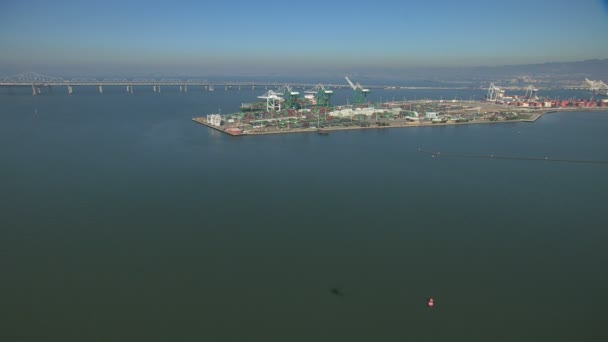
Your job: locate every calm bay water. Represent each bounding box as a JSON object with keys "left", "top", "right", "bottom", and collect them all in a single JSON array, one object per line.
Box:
[{"left": 1, "top": 87, "right": 607, "bottom": 341}]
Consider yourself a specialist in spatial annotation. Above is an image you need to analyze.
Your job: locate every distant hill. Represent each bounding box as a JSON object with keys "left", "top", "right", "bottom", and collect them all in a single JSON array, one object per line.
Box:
[
  {"left": 469, "top": 59, "right": 608, "bottom": 81},
  {"left": 198, "top": 59, "right": 608, "bottom": 86},
  {"left": 352, "top": 59, "right": 608, "bottom": 86},
  {"left": 2, "top": 59, "right": 606, "bottom": 87}
]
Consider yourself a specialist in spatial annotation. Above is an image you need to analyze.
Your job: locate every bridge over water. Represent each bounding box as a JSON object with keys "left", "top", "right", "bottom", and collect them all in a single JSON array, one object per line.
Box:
[{"left": 0, "top": 72, "right": 480, "bottom": 95}]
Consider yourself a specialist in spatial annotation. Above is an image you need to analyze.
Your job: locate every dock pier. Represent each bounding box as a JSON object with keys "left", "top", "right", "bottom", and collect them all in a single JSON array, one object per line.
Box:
[
  {"left": 192, "top": 118, "right": 243, "bottom": 136},
  {"left": 191, "top": 106, "right": 608, "bottom": 138}
]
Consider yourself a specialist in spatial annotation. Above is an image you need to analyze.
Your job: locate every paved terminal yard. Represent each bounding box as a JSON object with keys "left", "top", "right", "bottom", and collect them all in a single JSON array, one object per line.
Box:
[{"left": 193, "top": 100, "right": 606, "bottom": 136}]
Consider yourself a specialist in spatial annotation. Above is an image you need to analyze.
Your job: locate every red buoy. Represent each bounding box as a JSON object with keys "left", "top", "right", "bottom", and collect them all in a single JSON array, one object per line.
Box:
[{"left": 427, "top": 298, "right": 435, "bottom": 307}]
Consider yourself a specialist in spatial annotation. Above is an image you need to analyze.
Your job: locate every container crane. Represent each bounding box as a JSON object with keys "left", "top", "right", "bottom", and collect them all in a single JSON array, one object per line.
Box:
[
  {"left": 524, "top": 85, "right": 538, "bottom": 100},
  {"left": 278, "top": 84, "right": 300, "bottom": 109},
  {"left": 345, "top": 76, "right": 369, "bottom": 105},
  {"left": 486, "top": 83, "right": 503, "bottom": 102},
  {"left": 305, "top": 84, "right": 333, "bottom": 107},
  {"left": 258, "top": 90, "right": 283, "bottom": 111}
]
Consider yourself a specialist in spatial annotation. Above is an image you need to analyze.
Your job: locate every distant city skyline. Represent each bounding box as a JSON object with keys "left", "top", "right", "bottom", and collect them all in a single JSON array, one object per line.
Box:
[{"left": 1, "top": 0, "right": 608, "bottom": 76}]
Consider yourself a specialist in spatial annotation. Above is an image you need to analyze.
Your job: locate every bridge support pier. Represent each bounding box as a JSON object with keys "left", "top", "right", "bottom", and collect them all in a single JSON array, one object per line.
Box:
[
  {"left": 32, "top": 83, "right": 36, "bottom": 96},
  {"left": 68, "top": 84, "right": 73, "bottom": 95},
  {"left": 184, "top": 84, "right": 187, "bottom": 93},
  {"left": 98, "top": 85, "right": 103, "bottom": 94}
]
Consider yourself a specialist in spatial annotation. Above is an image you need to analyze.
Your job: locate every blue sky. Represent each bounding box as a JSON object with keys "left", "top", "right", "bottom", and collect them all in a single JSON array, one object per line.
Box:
[{"left": 1, "top": 0, "right": 607, "bottom": 75}]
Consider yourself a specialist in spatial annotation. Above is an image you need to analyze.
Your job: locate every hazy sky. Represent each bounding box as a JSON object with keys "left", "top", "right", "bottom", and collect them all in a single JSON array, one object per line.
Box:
[{"left": 1, "top": 0, "right": 607, "bottom": 75}]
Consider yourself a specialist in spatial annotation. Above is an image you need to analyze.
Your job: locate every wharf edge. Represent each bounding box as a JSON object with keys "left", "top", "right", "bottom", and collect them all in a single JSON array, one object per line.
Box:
[
  {"left": 192, "top": 107, "right": 607, "bottom": 137},
  {"left": 192, "top": 112, "right": 546, "bottom": 136}
]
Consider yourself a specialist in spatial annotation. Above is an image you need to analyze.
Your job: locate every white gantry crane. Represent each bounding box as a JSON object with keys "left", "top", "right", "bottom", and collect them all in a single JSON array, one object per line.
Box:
[
  {"left": 486, "top": 83, "right": 504, "bottom": 102},
  {"left": 524, "top": 85, "right": 538, "bottom": 99},
  {"left": 345, "top": 76, "right": 370, "bottom": 105},
  {"left": 206, "top": 114, "right": 222, "bottom": 126},
  {"left": 258, "top": 90, "right": 283, "bottom": 111}
]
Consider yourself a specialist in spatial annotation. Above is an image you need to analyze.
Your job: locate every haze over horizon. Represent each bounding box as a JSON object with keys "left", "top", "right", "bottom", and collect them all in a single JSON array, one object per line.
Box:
[{"left": 1, "top": 0, "right": 608, "bottom": 77}]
